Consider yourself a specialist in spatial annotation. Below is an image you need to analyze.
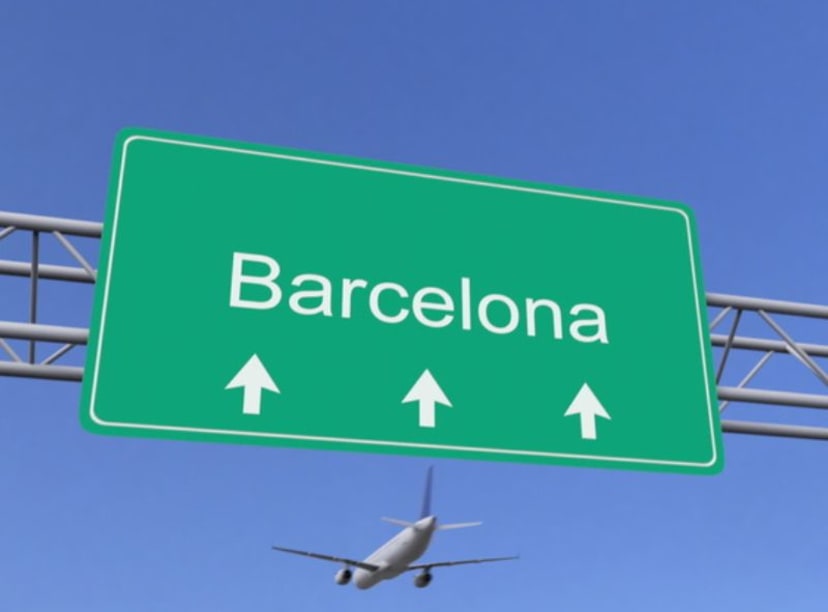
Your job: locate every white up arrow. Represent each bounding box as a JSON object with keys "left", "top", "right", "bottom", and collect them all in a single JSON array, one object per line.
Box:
[
  {"left": 225, "top": 354, "right": 280, "bottom": 415},
  {"left": 564, "top": 383, "right": 610, "bottom": 440},
  {"left": 402, "top": 369, "right": 452, "bottom": 428}
]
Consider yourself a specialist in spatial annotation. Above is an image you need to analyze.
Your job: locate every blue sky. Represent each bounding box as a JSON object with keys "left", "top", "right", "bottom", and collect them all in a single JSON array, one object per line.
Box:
[{"left": 3, "top": 2, "right": 828, "bottom": 610}]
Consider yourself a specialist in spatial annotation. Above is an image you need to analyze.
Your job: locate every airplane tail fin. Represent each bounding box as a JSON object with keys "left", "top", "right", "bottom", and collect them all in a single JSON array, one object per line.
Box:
[
  {"left": 382, "top": 467, "right": 480, "bottom": 530},
  {"left": 421, "top": 466, "right": 434, "bottom": 518},
  {"left": 438, "top": 521, "right": 483, "bottom": 530}
]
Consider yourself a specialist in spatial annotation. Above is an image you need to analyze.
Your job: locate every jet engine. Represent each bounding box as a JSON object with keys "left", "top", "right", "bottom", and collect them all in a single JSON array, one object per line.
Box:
[
  {"left": 334, "top": 568, "right": 352, "bottom": 585},
  {"left": 414, "top": 571, "right": 432, "bottom": 588}
]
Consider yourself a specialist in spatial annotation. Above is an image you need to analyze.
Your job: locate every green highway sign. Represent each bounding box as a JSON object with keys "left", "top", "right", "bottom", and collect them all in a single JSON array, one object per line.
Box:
[{"left": 80, "top": 128, "right": 723, "bottom": 474}]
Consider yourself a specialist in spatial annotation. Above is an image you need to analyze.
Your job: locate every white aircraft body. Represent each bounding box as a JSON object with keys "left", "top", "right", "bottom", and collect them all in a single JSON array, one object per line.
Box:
[{"left": 272, "top": 467, "right": 517, "bottom": 589}]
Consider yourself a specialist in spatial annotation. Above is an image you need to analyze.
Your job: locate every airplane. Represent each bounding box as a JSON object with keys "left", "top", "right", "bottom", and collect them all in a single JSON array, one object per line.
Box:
[{"left": 271, "top": 466, "right": 518, "bottom": 589}]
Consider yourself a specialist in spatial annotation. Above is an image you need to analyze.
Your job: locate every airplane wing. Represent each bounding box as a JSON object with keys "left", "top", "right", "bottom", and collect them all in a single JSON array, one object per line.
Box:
[
  {"left": 406, "top": 555, "right": 519, "bottom": 570},
  {"left": 271, "top": 545, "right": 380, "bottom": 572}
]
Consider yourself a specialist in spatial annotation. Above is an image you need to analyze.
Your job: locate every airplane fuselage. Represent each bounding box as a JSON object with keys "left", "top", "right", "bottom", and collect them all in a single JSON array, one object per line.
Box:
[{"left": 354, "top": 516, "right": 436, "bottom": 589}]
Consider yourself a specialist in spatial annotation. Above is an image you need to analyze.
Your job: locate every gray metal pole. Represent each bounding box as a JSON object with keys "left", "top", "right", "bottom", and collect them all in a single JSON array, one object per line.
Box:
[
  {"left": 0, "top": 211, "right": 102, "bottom": 238},
  {"left": 722, "top": 420, "right": 828, "bottom": 440},
  {"left": 0, "top": 322, "right": 88, "bottom": 344},
  {"left": 0, "top": 261, "right": 97, "bottom": 283},
  {"left": 28, "top": 231, "right": 39, "bottom": 363},
  {"left": 718, "top": 387, "right": 828, "bottom": 409},
  {"left": 0, "top": 361, "right": 83, "bottom": 381},
  {"left": 707, "top": 293, "right": 828, "bottom": 318},
  {"left": 710, "top": 334, "right": 828, "bottom": 358}
]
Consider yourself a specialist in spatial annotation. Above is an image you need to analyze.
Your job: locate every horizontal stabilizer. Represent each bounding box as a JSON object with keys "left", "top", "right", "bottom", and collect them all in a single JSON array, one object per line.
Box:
[
  {"left": 381, "top": 516, "right": 415, "bottom": 528},
  {"left": 438, "top": 521, "right": 482, "bottom": 530}
]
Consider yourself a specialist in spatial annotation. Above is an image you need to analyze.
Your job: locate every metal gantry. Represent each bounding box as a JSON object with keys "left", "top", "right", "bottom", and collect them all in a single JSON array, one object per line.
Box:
[
  {"left": 2, "top": 210, "right": 827, "bottom": 439},
  {"left": 709, "top": 294, "right": 828, "bottom": 439},
  {"left": 0, "top": 211, "right": 100, "bottom": 381}
]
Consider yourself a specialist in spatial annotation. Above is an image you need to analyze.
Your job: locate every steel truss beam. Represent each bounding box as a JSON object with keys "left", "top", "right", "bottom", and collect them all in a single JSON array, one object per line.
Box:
[
  {"left": 707, "top": 293, "right": 828, "bottom": 439},
  {"left": 2, "top": 211, "right": 828, "bottom": 440},
  {"left": 0, "top": 211, "right": 101, "bottom": 382}
]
